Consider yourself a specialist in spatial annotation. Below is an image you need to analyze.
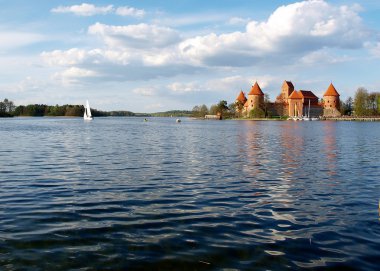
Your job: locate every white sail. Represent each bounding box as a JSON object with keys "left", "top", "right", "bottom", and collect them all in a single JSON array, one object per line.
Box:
[{"left": 84, "top": 100, "right": 93, "bottom": 120}]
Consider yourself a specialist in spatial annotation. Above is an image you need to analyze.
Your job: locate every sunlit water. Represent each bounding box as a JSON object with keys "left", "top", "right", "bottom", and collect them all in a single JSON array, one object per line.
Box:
[{"left": 1, "top": 117, "right": 379, "bottom": 270}]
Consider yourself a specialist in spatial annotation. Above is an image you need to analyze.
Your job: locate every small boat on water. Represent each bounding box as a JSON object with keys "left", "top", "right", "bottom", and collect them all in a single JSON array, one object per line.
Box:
[
  {"left": 176, "top": 119, "right": 181, "bottom": 123},
  {"left": 83, "top": 100, "right": 93, "bottom": 120}
]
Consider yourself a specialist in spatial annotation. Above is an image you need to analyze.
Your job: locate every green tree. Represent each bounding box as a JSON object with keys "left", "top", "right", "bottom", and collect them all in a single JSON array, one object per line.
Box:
[
  {"left": 368, "top": 93, "right": 378, "bottom": 115},
  {"left": 216, "top": 100, "right": 228, "bottom": 118},
  {"left": 199, "top": 104, "right": 209, "bottom": 117},
  {"left": 209, "top": 104, "right": 218, "bottom": 115},
  {"left": 191, "top": 105, "right": 200, "bottom": 117},
  {"left": 0, "top": 101, "right": 5, "bottom": 113},
  {"left": 354, "top": 88, "right": 369, "bottom": 116},
  {"left": 249, "top": 108, "right": 265, "bottom": 118},
  {"left": 234, "top": 100, "right": 244, "bottom": 118},
  {"left": 263, "top": 94, "right": 271, "bottom": 117}
]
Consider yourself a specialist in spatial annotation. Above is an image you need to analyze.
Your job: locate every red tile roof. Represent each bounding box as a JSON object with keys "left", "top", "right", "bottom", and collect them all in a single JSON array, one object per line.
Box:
[
  {"left": 299, "top": 90, "right": 318, "bottom": 99},
  {"left": 248, "top": 82, "right": 264, "bottom": 95},
  {"left": 284, "top": 80, "right": 294, "bottom": 89},
  {"left": 323, "top": 83, "right": 340, "bottom": 97},
  {"left": 236, "top": 90, "right": 247, "bottom": 103},
  {"left": 288, "top": 90, "right": 303, "bottom": 99}
]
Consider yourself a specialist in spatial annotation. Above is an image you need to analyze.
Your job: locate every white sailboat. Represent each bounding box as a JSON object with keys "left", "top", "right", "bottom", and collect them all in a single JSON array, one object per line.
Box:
[{"left": 84, "top": 100, "right": 93, "bottom": 120}]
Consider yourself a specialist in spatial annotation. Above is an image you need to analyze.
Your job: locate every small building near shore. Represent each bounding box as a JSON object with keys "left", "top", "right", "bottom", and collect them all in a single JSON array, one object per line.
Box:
[{"left": 205, "top": 114, "right": 221, "bottom": 120}]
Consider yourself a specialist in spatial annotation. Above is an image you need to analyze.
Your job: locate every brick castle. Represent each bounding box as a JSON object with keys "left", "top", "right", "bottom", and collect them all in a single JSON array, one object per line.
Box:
[{"left": 235, "top": 81, "right": 341, "bottom": 118}]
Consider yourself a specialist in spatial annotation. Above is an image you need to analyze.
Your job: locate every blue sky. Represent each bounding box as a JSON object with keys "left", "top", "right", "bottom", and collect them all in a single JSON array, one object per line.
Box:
[{"left": 1, "top": 0, "right": 380, "bottom": 112}]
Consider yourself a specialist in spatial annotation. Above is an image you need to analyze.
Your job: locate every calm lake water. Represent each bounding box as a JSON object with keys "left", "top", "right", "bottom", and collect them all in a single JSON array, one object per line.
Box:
[{"left": 1, "top": 117, "right": 379, "bottom": 270}]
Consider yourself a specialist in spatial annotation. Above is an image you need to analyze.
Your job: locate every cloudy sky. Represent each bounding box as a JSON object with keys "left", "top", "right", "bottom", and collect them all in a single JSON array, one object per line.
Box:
[{"left": 1, "top": 0, "right": 380, "bottom": 112}]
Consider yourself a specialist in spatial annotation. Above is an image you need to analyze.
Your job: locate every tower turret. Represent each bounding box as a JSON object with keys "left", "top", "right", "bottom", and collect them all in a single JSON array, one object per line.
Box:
[{"left": 323, "top": 83, "right": 341, "bottom": 117}]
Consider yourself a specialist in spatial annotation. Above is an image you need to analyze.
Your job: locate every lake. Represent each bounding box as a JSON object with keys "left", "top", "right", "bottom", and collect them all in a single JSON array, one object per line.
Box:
[{"left": 0, "top": 117, "right": 379, "bottom": 270}]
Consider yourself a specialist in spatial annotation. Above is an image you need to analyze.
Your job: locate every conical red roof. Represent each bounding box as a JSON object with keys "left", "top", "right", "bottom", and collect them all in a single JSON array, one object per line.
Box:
[
  {"left": 288, "top": 90, "right": 303, "bottom": 99},
  {"left": 236, "top": 90, "right": 247, "bottom": 103},
  {"left": 248, "top": 82, "right": 264, "bottom": 96},
  {"left": 323, "top": 83, "right": 340, "bottom": 97}
]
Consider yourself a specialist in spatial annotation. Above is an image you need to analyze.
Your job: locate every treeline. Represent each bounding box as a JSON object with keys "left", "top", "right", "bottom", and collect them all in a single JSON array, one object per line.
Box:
[
  {"left": 0, "top": 99, "right": 15, "bottom": 117},
  {"left": 0, "top": 98, "right": 190, "bottom": 118},
  {"left": 151, "top": 110, "right": 192, "bottom": 117},
  {"left": 350, "top": 88, "right": 380, "bottom": 116},
  {"left": 0, "top": 99, "right": 137, "bottom": 117},
  {"left": 192, "top": 100, "right": 238, "bottom": 119},
  {"left": 14, "top": 104, "right": 85, "bottom": 117}
]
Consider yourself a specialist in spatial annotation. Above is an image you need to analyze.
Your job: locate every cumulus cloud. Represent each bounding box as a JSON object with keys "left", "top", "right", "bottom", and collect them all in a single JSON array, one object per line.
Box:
[
  {"left": 53, "top": 67, "right": 98, "bottom": 85},
  {"left": 51, "top": 3, "right": 113, "bottom": 16},
  {"left": 179, "top": 0, "right": 368, "bottom": 66},
  {"left": 43, "top": 0, "right": 370, "bottom": 85},
  {"left": 41, "top": 48, "right": 136, "bottom": 66},
  {"left": 116, "top": 6, "right": 145, "bottom": 18},
  {"left": 88, "top": 22, "right": 180, "bottom": 49}
]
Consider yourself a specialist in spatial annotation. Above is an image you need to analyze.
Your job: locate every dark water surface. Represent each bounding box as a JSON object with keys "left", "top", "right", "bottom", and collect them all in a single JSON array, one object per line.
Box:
[{"left": 1, "top": 117, "right": 379, "bottom": 270}]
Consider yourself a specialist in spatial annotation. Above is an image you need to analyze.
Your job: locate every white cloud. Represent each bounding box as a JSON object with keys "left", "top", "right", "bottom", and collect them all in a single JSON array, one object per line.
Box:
[
  {"left": 179, "top": 0, "right": 368, "bottom": 66},
  {"left": 133, "top": 87, "right": 156, "bottom": 96},
  {"left": 88, "top": 22, "right": 180, "bottom": 49},
  {"left": 51, "top": 3, "right": 113, "bottom": 16},
  {"left": 53, "top": 67, "right": 98, "bottom": 85},
  {"left": 300, "top": 49, "right": 352, "bottom": 65},
  {"left": 116, "top": 6, "right": 145, "bottom": 18},
  {"left": 145, "top": 103, "right": 164, "bottom": 110},
  {"left": 0, "top": 31, "right": 44, "bottom": 51},
  {"left": 42, "top": 0, "right": 371, "bottom": 87},
  {"left": 41, "top": 48, "right": 136, "bottom": 66},
  {"left": 168, "top": 82, "right": 202, "bottom": 93},
  {"left": 227, "top": 17, "right": 250, "bottom": 26},
  {"left": 365, "top": 42, "right": 380, "bottom": 58}
]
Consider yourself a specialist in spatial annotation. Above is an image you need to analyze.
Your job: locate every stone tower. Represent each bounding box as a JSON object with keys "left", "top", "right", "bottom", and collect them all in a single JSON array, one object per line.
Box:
[
  {"left": 277, "top": 80, "right": 294, "bottom": 103},
  {"left": 235, "top": 90, "right": 247, "bottom": 115},
  {"left": 323, "top": 83, "right": 341, "bottom": 117},
  {"left": 235, "top": 90, "right": 247, "bottom": 105},
  {"left": 246, "top": 82, "right": 264, "bottom": 113}
]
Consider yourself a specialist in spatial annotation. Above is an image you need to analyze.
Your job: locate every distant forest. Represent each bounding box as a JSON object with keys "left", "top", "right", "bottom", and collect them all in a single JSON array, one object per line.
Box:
[{"left": 0, "top": 99, "right": 191, "bottom": 118}]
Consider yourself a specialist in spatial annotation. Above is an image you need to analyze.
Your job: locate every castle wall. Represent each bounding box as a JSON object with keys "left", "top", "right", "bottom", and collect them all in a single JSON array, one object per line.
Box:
[
  {"left": 288, "top": 100, "right": 303, "bottom": 117},
  {"left": 246, "top": 95, "right": 264, "bottom": 113},
  {"left": 323, "top": 108, "right": 341, "bottom": 117},
  {"left": 323, "top": 96, "right": 340, "bottom": 110}
]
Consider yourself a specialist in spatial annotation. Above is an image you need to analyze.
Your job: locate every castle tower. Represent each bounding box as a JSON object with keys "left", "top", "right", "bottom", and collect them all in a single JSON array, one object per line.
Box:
[
  {"left": 235, "top": 90, "right": 247, "bottom": 105},
  {"left": 246, "top": 82, "right": 264, "bottom": 113},
  {"left": 235, "top": 90, "right": 247, "bottom": 115},
  {"left": 323, "top": 83, "right": 341, "bottom": 117},
  {"left": 288, "top": 90, "right": 303, "bottom": 117},
  {"left": 277, "top": 80, "right": 294, "bottom": 103}
]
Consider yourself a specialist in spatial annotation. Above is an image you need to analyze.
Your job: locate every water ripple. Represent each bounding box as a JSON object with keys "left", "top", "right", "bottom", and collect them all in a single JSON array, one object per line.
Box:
[{"left": 1, "top": 118, "right": 380, "bottom": 270}]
